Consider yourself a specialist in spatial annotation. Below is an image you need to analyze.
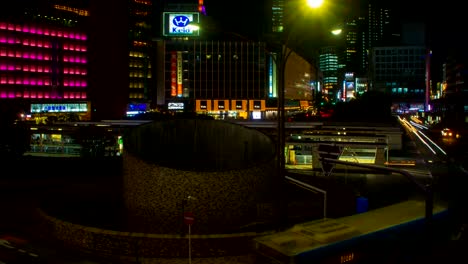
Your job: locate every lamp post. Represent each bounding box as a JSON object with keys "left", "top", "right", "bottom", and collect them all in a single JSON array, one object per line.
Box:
[
  {"left": 189, "top": 1, "right": 326, "bottom": 229},
  {"left": 275, "top": 0, "right": 324, "bottom": 230}
]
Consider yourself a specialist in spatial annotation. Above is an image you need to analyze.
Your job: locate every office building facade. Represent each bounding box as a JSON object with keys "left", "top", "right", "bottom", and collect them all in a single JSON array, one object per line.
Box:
[{"left": 368, "top": 46, "right": 428, "bottom": 113}]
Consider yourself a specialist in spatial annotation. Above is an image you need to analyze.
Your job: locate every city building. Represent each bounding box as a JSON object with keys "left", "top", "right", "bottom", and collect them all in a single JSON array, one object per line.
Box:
[
  {"left": 368, "top": 45, "right": 428, "bottom": 113},
  {"left": 430, "top": 48, "right": 468, "bottom": 128},
  {"left": 126, "top": 0, "right": 155, "bottom": 117},
  {"left": 153, "top": 1, "right": 318, "bottom": 120},
  {"left": 319, "top": 46, "right": 338, "bottom": 102},
  {"left": 0, "top": 0, "right": 157, "bottom": 121},
  {"left": 0, "top": 1, "right": 91, "bottom": 121}
]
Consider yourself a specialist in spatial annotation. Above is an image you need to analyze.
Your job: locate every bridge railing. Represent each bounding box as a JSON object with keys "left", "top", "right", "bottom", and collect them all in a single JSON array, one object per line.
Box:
[{"left": 319, "top": 157, "right": 433, "bottom": 232}]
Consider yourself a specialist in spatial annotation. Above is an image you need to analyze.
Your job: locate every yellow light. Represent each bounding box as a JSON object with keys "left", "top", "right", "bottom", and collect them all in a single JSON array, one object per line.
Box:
[
  {"left": 331, "top": 29, "right": 342, "bottom": 35},
  {"left": 307, "top": 0, "right": 324, "bottom": 8},
  {"left": 187, "top": 22, "right": 200, "bottom": 31}
]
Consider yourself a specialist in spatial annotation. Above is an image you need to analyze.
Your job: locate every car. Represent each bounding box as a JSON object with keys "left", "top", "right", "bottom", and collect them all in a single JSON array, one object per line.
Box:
[{"left": 441, "top": 128, "right": 460, "bottom": 139}]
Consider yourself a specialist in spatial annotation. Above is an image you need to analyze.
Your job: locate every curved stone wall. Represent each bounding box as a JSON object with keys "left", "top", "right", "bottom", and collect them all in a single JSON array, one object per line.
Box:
[
  {"left": 123, "top": 119, "right": 275, "bottom": 171},
  {"left": 122, "top": 119, "right": 278, "bottom": 234},
  {"left": 34, "top": 208, "right": 270, "bottom": 259}
]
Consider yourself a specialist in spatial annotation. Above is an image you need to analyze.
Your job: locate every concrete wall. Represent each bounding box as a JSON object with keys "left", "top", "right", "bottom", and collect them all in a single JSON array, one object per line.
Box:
[
  {"left": 122, "top": 119, "right": 278, "bottom": 234},
  {"left": 123, "top": 119, "right": 275, "bottom": 171},
  {"left": 34, "top": 208, "right": 269, "bottom": 259}
]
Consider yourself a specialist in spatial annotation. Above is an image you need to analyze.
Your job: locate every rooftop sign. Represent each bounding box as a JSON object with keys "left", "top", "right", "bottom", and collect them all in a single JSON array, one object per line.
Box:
[{"left": 163, "top": 12, "right": 199, "bottom": 37}]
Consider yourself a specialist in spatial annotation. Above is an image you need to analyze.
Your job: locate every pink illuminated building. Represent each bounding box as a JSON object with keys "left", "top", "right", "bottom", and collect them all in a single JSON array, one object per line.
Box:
[{"left": 0, "top": 21, "right": 89, "bottom": 117}]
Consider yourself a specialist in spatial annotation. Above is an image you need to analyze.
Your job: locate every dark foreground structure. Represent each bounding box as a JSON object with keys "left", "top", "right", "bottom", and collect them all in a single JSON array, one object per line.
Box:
[{"left": 31, "top": 119, "right": 285, "bottom": 259}]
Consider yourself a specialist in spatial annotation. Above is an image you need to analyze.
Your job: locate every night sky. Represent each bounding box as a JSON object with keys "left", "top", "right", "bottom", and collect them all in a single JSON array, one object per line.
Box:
[{"left": 205, "top": 0, "right": 467, "bottom": 77}]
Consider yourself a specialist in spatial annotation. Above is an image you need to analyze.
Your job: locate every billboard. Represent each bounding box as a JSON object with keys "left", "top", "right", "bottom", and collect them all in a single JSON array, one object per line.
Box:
[{"left": 163, "top": 12, "right": 200, "bottom": 37}]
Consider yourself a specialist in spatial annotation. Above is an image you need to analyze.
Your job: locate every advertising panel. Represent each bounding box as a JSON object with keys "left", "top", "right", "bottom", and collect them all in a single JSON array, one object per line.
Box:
[
  {"left": 215, "top": 100, "right": 229, "bottom": 111},
  {"left": 163, "top": 12, "right": 200, "bottom": 37},
  {"left": 345, "top": 81, "right": 355, "bottom": 100},
  {"left": 171, "top": 51, "right": 177, "bottom": 96},
  {"left": 249, "top": 100, "right": 265, "bottom": 111},
  {"left": 177, "top": 51, "right": 183, "bottom": 96},
  {"left": 231, "top": 100, "right": 247, "bottom": 111},
  {"left": 168, "top": 102, "right": 184, "bottom": 110},
  {"left": 196, "top": 100, "right": 211, "bottom": 111}
]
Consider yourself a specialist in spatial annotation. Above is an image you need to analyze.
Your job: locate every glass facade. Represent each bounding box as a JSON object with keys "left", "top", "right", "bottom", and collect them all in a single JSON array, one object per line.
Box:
[{"left": 164, "top": 39, "right": 269, "bottom": 115}]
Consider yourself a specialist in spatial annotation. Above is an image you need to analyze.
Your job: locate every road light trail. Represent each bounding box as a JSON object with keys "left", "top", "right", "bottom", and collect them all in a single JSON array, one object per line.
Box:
[
  {"left": 416, "top": 130, "right": 447, "bottom": 155},
  {"left": 401, "top": 117, "right": 447, "bottom": 156}
]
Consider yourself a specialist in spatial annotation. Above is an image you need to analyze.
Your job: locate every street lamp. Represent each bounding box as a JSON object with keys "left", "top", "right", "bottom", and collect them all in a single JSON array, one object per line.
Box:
[
  {"left": 275, "top": 0, "right": 324, "bottom": 230},
  {"left": 189, "top": 2, "right": 325, "bottom": 229},
  {"left": 307, "top": 0, "right": 324, "bottom": 8}
]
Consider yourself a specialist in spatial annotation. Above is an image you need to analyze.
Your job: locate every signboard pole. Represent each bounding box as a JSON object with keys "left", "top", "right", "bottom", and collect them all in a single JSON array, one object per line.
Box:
[
  {"left": 183, "top": 211, "right": 195, "bottom": 264},
  {"left": 188, "top": 224, "right": 191, "bottom": 264}
]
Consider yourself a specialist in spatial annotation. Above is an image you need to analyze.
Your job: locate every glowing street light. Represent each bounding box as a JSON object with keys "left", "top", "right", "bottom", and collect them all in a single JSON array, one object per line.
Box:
[
  {"left": 275, "top": 0, "right": 324, "bottom": 230},
  {"left": 307, "top": 0, "right": 324, "bottom": 8},
  {"left": 331, "top": 28, "right": 342, "bottom": 35}
]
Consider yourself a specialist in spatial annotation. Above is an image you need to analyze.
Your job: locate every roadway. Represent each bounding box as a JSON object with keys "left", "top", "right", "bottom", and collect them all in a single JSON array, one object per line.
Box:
[{"left": 398, "top": 115, "right": 468, "bottom": 237}]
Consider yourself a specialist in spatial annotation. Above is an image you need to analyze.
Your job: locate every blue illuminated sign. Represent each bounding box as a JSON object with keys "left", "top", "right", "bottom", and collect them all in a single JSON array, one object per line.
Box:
[{"left": 163, "top": 12, "right": 199, "bottom": 37}]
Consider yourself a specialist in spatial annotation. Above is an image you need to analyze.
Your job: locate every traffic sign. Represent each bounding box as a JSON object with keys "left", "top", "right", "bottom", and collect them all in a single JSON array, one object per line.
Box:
[
  {"left": 317, "top": 144, "right": 342, "bottom": 176},
  {"left": 184, "top": 211, "right": 195, "bottom": 225}
]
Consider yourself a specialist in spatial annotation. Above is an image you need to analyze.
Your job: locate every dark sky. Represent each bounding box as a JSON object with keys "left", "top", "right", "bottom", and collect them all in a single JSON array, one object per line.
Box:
[{"left": 203, "top": 0, "right": 467, "bottom": 65}]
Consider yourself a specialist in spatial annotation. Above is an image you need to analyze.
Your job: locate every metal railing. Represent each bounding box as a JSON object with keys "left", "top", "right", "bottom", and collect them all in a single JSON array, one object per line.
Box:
[{"left": 320, "top": 158, "right": 433, "bottom": 230}]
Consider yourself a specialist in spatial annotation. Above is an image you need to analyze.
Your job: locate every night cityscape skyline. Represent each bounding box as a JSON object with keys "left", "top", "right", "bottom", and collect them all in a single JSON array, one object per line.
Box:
[
  {"left": 1, "top": 1, "right": 468, "bottom": 263},
  {"left": 0, "top": 0, "right": 466, "bottom": 123}
]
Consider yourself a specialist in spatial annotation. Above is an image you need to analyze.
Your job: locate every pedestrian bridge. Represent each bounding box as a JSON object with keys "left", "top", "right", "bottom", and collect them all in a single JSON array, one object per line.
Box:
[{"left": 254, "top": 199, "right": 449, "bottom": 264}]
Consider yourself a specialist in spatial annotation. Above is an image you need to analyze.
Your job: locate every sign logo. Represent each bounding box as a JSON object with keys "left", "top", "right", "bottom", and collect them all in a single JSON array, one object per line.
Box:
[
  {"left": 172, "top": 16, "right": 190, "bottom": 27},
  {"left": 164, "top": 12, "right": 199, "bottom": 36},
  {"left": 169, "top": 14, "right": 193, "bottom": 35}
]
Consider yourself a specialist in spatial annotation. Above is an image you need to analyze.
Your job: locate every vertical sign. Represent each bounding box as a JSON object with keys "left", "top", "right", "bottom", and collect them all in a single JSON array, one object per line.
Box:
[
  {"left": 177, "top": 51, "right": 183, "bottom": 97},
  {"left": 171, "top": 51, "right": 177, "bottom": 97}
]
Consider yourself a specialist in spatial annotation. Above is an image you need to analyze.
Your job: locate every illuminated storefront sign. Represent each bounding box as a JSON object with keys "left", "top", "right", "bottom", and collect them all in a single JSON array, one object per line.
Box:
[
  {"left": 31, "top": 103, "right": 88, "bottom": 113},
  {"left": 249, "top": 100, "right": 265, "bottom": 111},
  {"left": 252, "top": 111, "right": 261, "bottom": 119},
  {"left": 218, "top": 101, "right": 225, "bottom": 110},
  {"left": 163, "top": 12, "right": 200, "bottom": 37},
  {"left": 200, "top": 100, "right": 207, "bottom": 109},
  {"left": 171, "top": 51, "right": 177, "bottom": 96},
  {"left": 177, "top": 51, "right": 183, "bottom": 96},
  {"left": 168, "top": 102, "right": 184, "bottom": 110},
  {"left": 253, "top": 100, "right": 261, "bottom": 109}
]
